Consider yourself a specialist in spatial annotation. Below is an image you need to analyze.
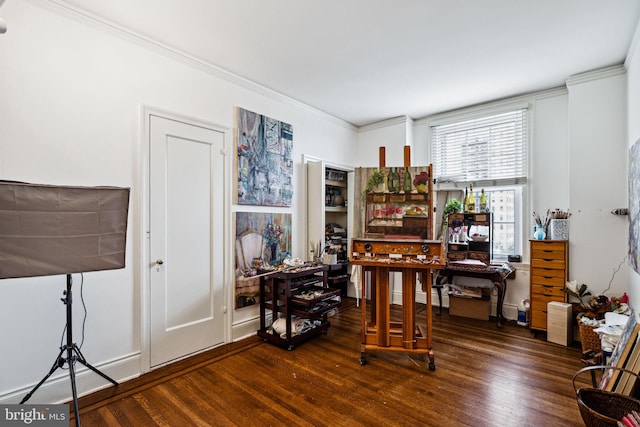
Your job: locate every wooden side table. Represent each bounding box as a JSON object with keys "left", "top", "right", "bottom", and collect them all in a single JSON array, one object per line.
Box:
[{"left": 436, "top": 262, "right": 515, "bottom": 327}]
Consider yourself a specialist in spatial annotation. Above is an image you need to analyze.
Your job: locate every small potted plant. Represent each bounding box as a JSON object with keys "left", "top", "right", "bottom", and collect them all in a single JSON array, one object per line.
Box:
[
  {"left": 365, "top": 169, "right": 386, "bottom": 193},
  {"left": 439, "top": 198, "right": 462, "bottom": 240},
  {"left": 563, "top": 280, "right": 592, "bottom": 311},
  {"left": 563, "top": 280, "right": 611, "bottom": 319},
  {"left": 564, "top": 280, "right": 614, "bottom": 354},
  {"left": 443, "top": 198, "right": 462, "bottom": 220}
]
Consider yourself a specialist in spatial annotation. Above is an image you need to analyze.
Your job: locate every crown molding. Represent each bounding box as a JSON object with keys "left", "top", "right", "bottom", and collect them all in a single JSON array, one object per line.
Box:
[
  {"left": 413, "top": 86, "right": 566, "bottom": 127},
  {"left": 566, "top": 64, "right": 626, "bottom": 87},
  {"left": 30, "top": 0, "right": 356, "bottom": 131},
  {"left": 358, "top": 116, "right": 411, "bottom": 133}
]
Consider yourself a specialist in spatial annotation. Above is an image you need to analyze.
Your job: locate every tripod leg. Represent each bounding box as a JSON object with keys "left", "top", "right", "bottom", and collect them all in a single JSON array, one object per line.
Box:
[
  {"left": 72, "top": 345, "right": 119, "bottom": 386},
  {"left": 20, "top": 347, "right": 66, "bottom": 404},
  {"left": 23, "top": 275, "right": 117, "bottom": 426},
  {"left": 67, "top": 345, "right": 81, "bottom": 427}
]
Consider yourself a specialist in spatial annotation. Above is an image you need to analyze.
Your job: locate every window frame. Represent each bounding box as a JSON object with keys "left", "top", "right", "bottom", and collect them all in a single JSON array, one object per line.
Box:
[
  {"left": 481, "top": 186, "right": 523, "bottom": 262},
  {"left": 429, "top": 102, "right": 530, "bottom": 263}
]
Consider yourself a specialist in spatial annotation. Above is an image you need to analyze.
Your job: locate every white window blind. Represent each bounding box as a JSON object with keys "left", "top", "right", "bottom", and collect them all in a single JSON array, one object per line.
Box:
[{"left": 431, "top": 108, "right": 528, "bottom": 185}]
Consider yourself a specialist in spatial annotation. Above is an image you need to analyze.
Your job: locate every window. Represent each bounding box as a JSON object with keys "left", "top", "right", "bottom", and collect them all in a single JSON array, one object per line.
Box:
[
  {"left": 482, "top": 187, "right": 522, "bottom": 262},
  {"left": 431, "top": 108, "right": 528, "bottom": 184},
  {"left": 431, "top": 106, "right": 529, "bottom": 261}
]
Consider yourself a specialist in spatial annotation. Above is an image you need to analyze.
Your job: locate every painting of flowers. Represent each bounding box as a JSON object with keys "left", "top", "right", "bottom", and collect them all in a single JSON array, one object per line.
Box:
[{"left": 234, "top": 211, "right": 292, "bottom": 308}]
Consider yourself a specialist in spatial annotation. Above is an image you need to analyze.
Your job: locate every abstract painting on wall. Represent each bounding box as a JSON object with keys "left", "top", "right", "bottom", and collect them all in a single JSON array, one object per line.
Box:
[
  {"left": 236, "top": 107, "right": 293, "bottom": 206},
  {"left": 629, "top": 138, "right": 640, "bottom": 274},
  {"left": 234, "top": 211, "right": 292, "bottom": 308}
]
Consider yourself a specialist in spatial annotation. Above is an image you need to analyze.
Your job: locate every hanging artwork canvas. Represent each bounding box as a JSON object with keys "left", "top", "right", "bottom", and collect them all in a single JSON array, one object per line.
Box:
[
  {"left": 236, "top": 107, "right": 293, "bottom": 206},
  {"left": 629, "top": 138, "right": 640, "bottom": 274},
  {"left": 234, "top": 211, "right": 292, "bottom": 308}
]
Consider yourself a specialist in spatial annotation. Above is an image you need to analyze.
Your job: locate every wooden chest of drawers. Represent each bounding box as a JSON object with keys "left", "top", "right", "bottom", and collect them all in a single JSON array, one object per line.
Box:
[{"left": 529, "top": 240, "right": 569, "bottom": 331}]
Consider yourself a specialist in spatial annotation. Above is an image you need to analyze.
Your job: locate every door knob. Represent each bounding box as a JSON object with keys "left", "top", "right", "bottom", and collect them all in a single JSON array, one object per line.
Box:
[{"left": 156, "top": 259, "right": 164, "bottom": 265}]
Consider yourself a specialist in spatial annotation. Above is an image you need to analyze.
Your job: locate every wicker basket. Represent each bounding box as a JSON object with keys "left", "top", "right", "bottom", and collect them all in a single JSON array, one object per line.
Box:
[
  {"left": 573, "top": 366, "right": 640, "bottom": 427},
  {"left": 579, "top": 322, "right": 602, "bottom": 353}
]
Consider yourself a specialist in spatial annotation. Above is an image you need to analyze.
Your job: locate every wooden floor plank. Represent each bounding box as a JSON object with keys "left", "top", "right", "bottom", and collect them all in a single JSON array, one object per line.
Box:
[{"left": 72, "top": 298, "right": 587, "bottom": 426}]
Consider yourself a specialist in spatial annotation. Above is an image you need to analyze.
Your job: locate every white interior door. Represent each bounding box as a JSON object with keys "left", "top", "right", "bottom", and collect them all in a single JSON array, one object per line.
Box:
[
  {"left": 306, "top": 160, "right": 325, "bottom": 260},
  {"left": 149, "top": 114, "right": 225, "bottom": 367}
]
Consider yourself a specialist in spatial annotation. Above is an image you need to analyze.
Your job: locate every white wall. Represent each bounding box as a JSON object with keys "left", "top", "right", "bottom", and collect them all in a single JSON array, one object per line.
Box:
[
  {"left": 567, "top": 68, "right": 629, "bottom": 297},
  {"left": 356, "top": 116, "right": 411, "bottom": 167},
  {"left": 626, "top": 25, "right": 640, "bottom": 309},
  {"left": 0, "top": 1, "right": 357, "bottom": 404},
  {"left": 530, "top": 90, "right": 570, "bottom": 226}
]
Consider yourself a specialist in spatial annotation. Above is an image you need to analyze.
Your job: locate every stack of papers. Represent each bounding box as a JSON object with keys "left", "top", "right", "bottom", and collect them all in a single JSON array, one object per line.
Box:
[
  {"left": 450, "top": 259, "right": 486, "bottom": 266},
  {"left": 448, "top": 285, "right": 483, "bottom": 298},
  {"left": 594, "top": 312, "right": 631, "bottom": 351}
]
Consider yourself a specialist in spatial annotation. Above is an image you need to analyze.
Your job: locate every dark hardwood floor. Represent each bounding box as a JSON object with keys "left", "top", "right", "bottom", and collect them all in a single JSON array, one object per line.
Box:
[{"left": 73, "top": 298, "right": 588, "bottom": 426}]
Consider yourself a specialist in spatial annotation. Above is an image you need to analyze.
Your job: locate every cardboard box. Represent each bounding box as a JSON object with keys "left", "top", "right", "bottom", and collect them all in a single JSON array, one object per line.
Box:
[
  {"left": 547, "top": 301, "right": 573, "bottom": 346},
  {"left": 449, "top": 294, "right": 490, "bottom": 321}
]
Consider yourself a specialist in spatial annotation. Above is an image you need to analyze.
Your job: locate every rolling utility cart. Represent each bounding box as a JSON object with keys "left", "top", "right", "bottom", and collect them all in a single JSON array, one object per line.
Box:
[{"left": 257, "top": 265, "right": 341, "bottom": 350}]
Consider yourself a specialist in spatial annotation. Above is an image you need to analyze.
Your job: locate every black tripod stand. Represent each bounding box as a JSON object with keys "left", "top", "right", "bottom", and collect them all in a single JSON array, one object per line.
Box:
[{"left": 20, "top": 274, "right": 119, "bottom": 427}]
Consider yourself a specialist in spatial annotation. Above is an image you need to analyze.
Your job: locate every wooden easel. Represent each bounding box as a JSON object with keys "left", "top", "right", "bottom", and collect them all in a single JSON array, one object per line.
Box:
[
  {"left": 357, "top": 263, "right": 438, "bottom": 370},
  {"left": 352, "top": 145, "right": 443, "bottom": 369}
]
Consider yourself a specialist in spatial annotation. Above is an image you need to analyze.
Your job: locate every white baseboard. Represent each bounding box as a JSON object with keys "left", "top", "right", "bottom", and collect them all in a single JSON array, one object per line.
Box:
[
  {"left": 0, "top": 352, "right": 141, "bottom": 405},
  {"left": 232, "top": 317, "right": 261, "bottom": 342}
]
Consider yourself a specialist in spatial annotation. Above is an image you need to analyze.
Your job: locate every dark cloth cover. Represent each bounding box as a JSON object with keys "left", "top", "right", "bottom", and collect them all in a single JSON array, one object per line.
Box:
[{"left": 0, "top": 181, "right": 129, "bottom": 279}]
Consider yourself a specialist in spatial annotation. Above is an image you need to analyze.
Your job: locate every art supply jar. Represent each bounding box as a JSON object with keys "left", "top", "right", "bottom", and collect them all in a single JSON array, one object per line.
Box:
[
  {"left": 548, "top": 219, "right": 569, "bottom": 240},
  {"left": 533, "top": 225, "right": 546, "bottom": 240}
]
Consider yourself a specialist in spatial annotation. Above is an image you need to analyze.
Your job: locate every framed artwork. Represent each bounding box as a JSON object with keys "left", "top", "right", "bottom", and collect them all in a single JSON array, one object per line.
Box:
[
  {"left": 601, "top": 312, "right": 638, "bottom": 392},
  {"left": 236, "top": 107, "right": 293, "bottom": 206},
  {"left": 630, "top": 138, "right": 640, "bottom": 274},
  {"left": 234, "top": 211, "right": 292, "bottom": 309}
]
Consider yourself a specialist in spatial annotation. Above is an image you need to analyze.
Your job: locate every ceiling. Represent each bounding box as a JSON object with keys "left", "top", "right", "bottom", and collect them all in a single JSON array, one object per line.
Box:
[{"left": 57, "top": 0, "right": 640, "bottom": 127}]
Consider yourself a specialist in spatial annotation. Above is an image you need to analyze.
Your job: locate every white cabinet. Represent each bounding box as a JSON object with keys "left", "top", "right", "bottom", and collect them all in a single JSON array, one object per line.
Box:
[{"left": 306, "top": 158, "right": 354, "bottom": 263}]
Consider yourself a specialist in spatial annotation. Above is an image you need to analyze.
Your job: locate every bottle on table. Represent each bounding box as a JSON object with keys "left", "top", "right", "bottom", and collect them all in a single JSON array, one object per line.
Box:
[
  {"left": 388, "top": 167, "right": 400, "bottom": 193},
  {"left": 467, "top": 185, "right": 475, "bottom": 213},
  {"left": 479, "top": 189, "right": 487, "bottom": 212},
  {"left": 403, "top": 167, "right": 412, "bottom": 193}
]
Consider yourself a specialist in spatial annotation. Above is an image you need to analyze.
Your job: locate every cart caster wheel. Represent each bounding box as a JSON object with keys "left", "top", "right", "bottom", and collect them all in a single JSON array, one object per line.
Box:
[
  {"left": 429, "top": 362, "right": 436, "bottom": 371},
  {"left": 359, "top": 357, "right": 366, "bottom": 365},
  {"left": 287, "top": 345, "right": 294, "bottom": 351}
]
